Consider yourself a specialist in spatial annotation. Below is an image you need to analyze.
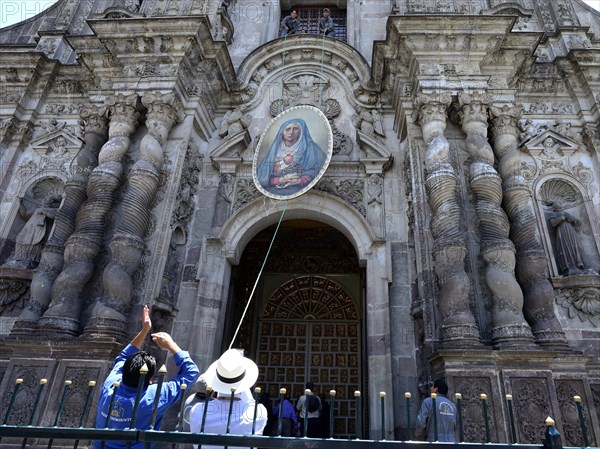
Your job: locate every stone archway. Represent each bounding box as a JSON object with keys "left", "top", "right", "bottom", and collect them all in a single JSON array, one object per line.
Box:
[
  {"left": 226, "top": 219, "right": 362, "bottom": 438},
  {"left": 191, "top": 191, "right": 393, "bottom": 437}
]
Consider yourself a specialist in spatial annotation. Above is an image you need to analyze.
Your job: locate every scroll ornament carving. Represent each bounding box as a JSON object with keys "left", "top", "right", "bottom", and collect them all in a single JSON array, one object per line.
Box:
[
  {"left": 0, "top": 369, "right": 45, "bottom": 425},
  {"left": 556, "top": 288, "right": 600, "bottom": 326},
  {"left": 512, "top": 378, "right": 551, "bottom": 443},
  {"left": 315, "top": 178, "right": 366, "bottom": 217},
  {"left": 452, "top": 378, "right": 492, "bottom": 442},
  {"left": 233, "top": 178, "right": 261, "bottom": 212},
  {"left": 555, "top": 380, "right": 591, "bottom": 447},
  {"left": 0, "top": 279, "right": 29, "bottom": 313},
  {"left": 62, "top": 367, "right": 100, "bottom": 426}
]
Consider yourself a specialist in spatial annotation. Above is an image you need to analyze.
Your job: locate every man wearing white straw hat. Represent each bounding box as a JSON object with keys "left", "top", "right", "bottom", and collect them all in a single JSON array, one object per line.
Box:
[{"left": 190, "top": 348, "right": 268, "bottom": 449}]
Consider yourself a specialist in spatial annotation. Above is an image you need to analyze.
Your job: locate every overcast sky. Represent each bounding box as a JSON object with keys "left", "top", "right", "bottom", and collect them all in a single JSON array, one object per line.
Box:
[{"left": 1, "top": 0, "right": 599, "bottom": 30}]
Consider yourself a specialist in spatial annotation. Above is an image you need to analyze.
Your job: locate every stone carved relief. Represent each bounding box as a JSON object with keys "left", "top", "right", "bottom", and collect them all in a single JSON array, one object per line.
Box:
[
  {"left": 315, "top": 178, "right": 366, "bottom": 217},
  {"left": 0, "top": 277, "right": 29, "bottom": 314},
  {"left": 0, "top": 367, "right": 47, "bottom": 425},
  {"left": 172, "top": 144, "right": 203, "bottom": 228},
  {"left": 232, "top": 178, "right": 261, "bottom": 212},
  {"left": 511, "top": 377, "right": 552, "bottom": 444},
  {"left": 61, "top": 367, "right": 101, "bottom": 427},
  {"left": 219, "top": 107, "right": 251, "bottom": 139},
  {"left": 555, "top": 380, "right": 594, "bottom": 447},
  {"left": 352, "top": 107, "right": 385, "bottom": 138},
  {"left": 452, "top": 377, "right": 495, "bottom": 443},
  {"left": 555, "top": 287, "right": 600, "bottom": 326}
]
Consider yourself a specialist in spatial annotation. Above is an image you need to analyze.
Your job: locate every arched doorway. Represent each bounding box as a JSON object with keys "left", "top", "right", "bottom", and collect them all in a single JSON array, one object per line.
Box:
[{"left": 226, "top": 220, "right": 363, "bottom": 438}]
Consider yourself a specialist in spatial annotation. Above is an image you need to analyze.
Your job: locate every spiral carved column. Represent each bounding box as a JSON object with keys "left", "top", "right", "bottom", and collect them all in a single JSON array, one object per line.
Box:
[
  {"left": 416, "top": 92, "right": 480, "bottom": 347},
  {"left": 38, "top": 95, "right": 140, "bottom": 336},
  {"left": 489, "top": 105, "right": 568, "bottom": 348},
  {"left": 459, "top": 93, "right": 533, "bottom": 348},
  {"left": 85, "top": 93, "right": 181, "bottom": 340},
  {"left": 11, "top": 106, "right": 109, "bottom": 335}
]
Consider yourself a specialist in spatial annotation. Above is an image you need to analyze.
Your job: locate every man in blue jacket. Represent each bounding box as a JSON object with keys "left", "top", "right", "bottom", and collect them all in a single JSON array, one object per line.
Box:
[
  {"left": 94, "top": 305, "right": 199, "bottom": 449},
  {"left": 416, "top": 379, "right": 457, "bottom": 442}
]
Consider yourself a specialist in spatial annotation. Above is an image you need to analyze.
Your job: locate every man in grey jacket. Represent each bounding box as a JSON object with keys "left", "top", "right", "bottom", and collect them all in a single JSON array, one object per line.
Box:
[
  {"left": 416, "top": 379, "right": 457, "bottom": 442},
  {"left": 318, "top": 8, "right": 334, "bottom": 36}
]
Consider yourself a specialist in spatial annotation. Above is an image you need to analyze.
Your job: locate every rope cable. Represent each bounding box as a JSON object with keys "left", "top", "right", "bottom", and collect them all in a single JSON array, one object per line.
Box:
[{"left": 229, "top": 201, "right": 288, "bottom": 349}]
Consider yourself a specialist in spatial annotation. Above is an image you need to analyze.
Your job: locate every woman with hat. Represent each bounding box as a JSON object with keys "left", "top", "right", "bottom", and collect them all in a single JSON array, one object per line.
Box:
[{"left": 189, "top": 349, "right": 268, "bottom": 449}]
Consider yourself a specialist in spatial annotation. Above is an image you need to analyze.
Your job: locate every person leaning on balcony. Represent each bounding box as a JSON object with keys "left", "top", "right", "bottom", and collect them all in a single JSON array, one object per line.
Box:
[
  {"left": 318, "top": 8, "right": 334, "bottom": 36},
  {"left": 93, "top": 305, "right": 199, "bottom": 449},
  {"left": 415, "top": 379, "right": 457, "bottom": 442},
  {"left": 189, "top": 348, "right": 268, "bottom": 449},
  {"left": 280, "top": 10, "right": 299, "bottom": 37}
]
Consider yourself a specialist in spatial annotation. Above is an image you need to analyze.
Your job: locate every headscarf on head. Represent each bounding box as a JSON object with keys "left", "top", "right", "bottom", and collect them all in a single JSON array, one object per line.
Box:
[{"left": 256, "top": 118, "right": 327, "bottom": 196}]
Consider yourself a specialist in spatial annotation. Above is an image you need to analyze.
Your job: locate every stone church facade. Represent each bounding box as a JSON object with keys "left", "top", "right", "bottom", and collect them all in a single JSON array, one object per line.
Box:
[{"left": 0, "top": 0, "right": 599, "bottom": 445}]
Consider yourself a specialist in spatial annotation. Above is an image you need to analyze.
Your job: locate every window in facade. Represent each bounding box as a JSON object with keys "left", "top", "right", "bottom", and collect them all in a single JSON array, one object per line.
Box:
[{"left": 281, "top": 6, "right": 347, "bottom": 42}]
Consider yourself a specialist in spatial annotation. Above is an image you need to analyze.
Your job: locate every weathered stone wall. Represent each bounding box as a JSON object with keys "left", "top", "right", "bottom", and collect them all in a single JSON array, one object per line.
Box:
[{"left": 0, "top": 0, "right": 598, "bottom": 441}]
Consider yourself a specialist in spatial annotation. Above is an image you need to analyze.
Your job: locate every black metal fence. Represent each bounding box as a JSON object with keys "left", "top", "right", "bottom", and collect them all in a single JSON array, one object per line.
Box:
[{"left": 0, "top": 376, "right": 594, "bottom": 449}]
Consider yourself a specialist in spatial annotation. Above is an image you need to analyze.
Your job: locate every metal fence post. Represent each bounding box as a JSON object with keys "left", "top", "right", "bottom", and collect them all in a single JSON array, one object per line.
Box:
[
  {"left": 252, "top": 386, "right": 262, "bottom": 436},
  {"left": 506, "top": 394, "right": 517, "bottom": 444},
  {"left": 20, "top": 378, "right": 47, "bottom": 449},
  {"left": 431, "top": 392, "right": 438, "bottom": 442},
  {"left": 405, "top": 392, "right": 412, "bottom": 441},
  {"left": 226, "top": 387, "right": 236, "bottom": 434},
  {"left": 380, "top": 391, "right": 386, "bottom": 441},
  {"left": 573, "top": 396, "right": 589, "bottom": 447},
  {"left": 47, "top": 380, "right": 72, "bottom": 449},
  {"left": 329, "top": 390, "right": 336, "bottom": 439},
  {"left": 3, "top": 378, "right": 23, "bottom": 425},
  {"left": 455, "top": 393, "right": 464, "bottom": 443},
  {"left": 354, "top": 391, "right": 361, "bottom": 440},
  {"left": 99, "top": 381, "right": 119, "bottom": 449},
  {"left": 73, "top": 380, "right": 97, "bottom": 449},
  {"left": 481, "top": 393, "right": 491, "bottom": 443},
  {"left": 175, "top": 383, "right": 187, "bottom": 432},
  {"left": 543, "top": 417, "right": 563, "bottom": 449},
  {"left": 277, "top": 388, "right": 284, "bottom": 436}
]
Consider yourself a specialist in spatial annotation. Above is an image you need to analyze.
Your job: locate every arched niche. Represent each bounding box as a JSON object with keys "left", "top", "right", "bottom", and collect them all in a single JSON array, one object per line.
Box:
[{"left": 535, "top": 176, "right": 600, "bottom": 277}]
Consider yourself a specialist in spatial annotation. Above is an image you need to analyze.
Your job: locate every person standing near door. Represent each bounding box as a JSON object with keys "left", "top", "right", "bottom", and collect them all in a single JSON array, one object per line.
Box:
[{"left": 295, "top": 381, "right": 322, "bottom": 437}]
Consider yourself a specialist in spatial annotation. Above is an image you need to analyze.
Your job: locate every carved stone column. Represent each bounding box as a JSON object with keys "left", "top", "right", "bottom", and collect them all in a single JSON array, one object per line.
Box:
[
  {"left": 38, "top": 95, "right": 140, "bottom": 336},
  {"left": 459, "top": 93, "right": 533, "bottom": 348},
  {"left": 85, "top": 92, "right": 182, "bottom": 339},
  {"left": 11, "top": 106, "right": 109, "bottom": 334},
  {"left": 489, "top": 105, "right": 568, "bottom": 348},
  {"left": 416, "top": 92, "right": 480, "bottom": 347}
]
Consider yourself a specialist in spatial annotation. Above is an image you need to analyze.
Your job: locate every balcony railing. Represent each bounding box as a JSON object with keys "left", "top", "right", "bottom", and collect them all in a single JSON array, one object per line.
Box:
[{"left": 0, "top": 377, "right": 592, "bottom": 449}]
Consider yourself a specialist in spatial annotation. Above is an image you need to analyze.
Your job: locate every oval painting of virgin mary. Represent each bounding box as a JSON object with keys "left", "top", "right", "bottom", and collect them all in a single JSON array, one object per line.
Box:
[{"left": 253, "top": 105, "right": 333, "bottom": 200}]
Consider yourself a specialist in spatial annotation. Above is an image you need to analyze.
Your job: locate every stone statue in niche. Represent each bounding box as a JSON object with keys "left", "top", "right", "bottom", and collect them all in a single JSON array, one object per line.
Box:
[
  {"left": 549, "top": 201, "right": 585, "bottom": 276},
  {"left": 4, "top": 196, "right": 61, "bottom": 269}
]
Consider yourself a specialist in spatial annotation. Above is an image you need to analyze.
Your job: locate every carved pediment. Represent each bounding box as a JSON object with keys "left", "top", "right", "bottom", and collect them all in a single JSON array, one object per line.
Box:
[
  {"left": 210, "top": 130, "right": 251, "bottom": 173},
  {"left": 356, "top": 130, "right": 393, "bottom": 174},
  {"left": 30, "top": 130, "right": 82, "bottom": 157},
  {"left": 524, "top": 130, "right": 579, "bottom": 159},
  {"left": 487, "top": 3, "right": 533, "bottom": 17},
  {"left": 96, "top": 7, "right": 143, "bottom": 20}
]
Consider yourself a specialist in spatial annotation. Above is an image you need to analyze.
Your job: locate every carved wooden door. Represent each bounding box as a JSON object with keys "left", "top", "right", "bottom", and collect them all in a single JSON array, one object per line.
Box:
[{"left": 256, "top": 275, "right": 361, "bottom": 438}]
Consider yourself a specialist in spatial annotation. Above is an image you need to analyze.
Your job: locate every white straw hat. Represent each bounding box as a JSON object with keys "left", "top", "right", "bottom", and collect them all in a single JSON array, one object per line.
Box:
[{"left": 202, "top": 349, "right": 259, "bottom": 395}]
